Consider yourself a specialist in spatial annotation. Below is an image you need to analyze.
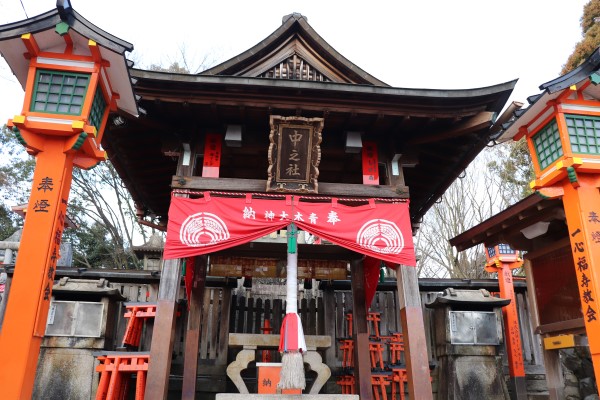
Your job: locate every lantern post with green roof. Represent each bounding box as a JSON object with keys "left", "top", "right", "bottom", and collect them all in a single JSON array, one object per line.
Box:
[
  {"left": 0, "top": 2, "right": 136, "bottom": 398},
  {"left": 500, "top": 47, "right": 600, "bottom": 387}
]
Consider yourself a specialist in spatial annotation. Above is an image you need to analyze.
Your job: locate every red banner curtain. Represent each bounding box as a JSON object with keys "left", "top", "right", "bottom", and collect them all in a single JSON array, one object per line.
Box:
[
  {"left": 164, "top": 194, "right": 416, "bottom": 266},
  {"left": 184, "top": 257, "right": 195, "bottom": 310},
  {"left": 364, "top": 256, "right": 383, "bottom": 309}
]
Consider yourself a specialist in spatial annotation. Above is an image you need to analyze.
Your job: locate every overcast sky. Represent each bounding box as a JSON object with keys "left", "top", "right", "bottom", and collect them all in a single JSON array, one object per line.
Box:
[{"left": 0, "top": 0, "right": 590, "bottom": 126}]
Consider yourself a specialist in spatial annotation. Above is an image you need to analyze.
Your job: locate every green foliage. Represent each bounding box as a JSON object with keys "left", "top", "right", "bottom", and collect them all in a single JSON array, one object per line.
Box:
[
  {"left": 0, "top": 124, "right": 35, "bottom": 205},
  {"left": 562, "top": 0, "right": 600, "bottom": 74},
  {"left": 0, "top": 203, "right": 18, "bottom": 241},
  {"left": 582, "top": 0, "right": 600, "bottom": 33},
  {"left": 0, "top": 125, "right": 32, "bottom": 240},
  {"left": 486, "top": 139, "right": 534, "bottom": 205},
  {"left": 64, "top": 219, "right": 137, "bottom": 269},
  {"left": 0, "top": 124, "right": 145, "bottom": 269}
]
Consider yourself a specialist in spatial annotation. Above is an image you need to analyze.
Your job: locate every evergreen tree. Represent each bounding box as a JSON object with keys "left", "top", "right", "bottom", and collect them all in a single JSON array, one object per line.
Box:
[
  {"left": 0, "top": 124, "right": 146, "bottom": 268},
  {"left": 562, "top": 0, "right": 600, "bottom": 74}
]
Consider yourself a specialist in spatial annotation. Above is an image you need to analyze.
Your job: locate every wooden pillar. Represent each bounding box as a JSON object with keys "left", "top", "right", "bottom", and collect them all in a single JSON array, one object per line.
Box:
[
  {"left": 146, "top": 142, "right": 196, "bottom": 398},
  {"left": 322, "top": 287, "right": 337, "bottom": 368},
  {"left": 396, "top": 265, "right": 433, "bottom": 400},
  {"left": 350, "top": 257, "right": 373, "bottom": 400},
  {"left": 524, "top": 258, "right": 564, "bottom": 400},
  {"left": 542, "top": 348, "right": 565, "bottom": 400},
  {"left": 145, "top": 258, "right": 182, "bottom": 400},
  {"left": 182, "top": 256, "right": 208, "bottom": 399}
]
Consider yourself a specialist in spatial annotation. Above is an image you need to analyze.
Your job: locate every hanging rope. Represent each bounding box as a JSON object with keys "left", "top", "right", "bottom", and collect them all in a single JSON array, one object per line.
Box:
[{"left": 278, "top": 197, "right": 307, "bottom": 389}]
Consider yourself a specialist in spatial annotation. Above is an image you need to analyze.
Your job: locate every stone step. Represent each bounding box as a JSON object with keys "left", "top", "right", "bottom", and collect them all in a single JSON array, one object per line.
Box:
[{"left": 216, "top": 395, "right": 359, "bottom": 400}]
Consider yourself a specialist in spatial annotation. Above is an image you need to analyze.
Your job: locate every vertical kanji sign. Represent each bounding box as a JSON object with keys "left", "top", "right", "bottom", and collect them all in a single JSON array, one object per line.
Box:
[
  {"left": 561, "top": 176, "right": 600, "bottom": 359},
  {"left": 202, "top": 133, "right": 222, "bottom": 178},
  {"left": 362, "top": 141, "right": 379, "bottom": 185}
]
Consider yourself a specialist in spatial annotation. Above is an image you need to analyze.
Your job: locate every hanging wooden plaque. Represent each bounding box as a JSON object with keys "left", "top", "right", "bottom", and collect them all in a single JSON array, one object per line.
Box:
[{"left": 267, "top": 116, "right": 323, "bottom": 193}]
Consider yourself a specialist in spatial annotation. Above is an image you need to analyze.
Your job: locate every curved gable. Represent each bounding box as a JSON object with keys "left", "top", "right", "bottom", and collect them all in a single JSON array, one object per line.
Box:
[{"left": 201, "top": 13, "right": 388, "bottom": 86}]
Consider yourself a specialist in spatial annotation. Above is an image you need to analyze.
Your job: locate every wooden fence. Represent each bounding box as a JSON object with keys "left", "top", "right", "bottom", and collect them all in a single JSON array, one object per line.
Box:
[
  {"left": 110, "top": 280, "right": 546, "bottom": 394},
  {"left": 221, "top": 285, "right": 544, "bottom": 373}
]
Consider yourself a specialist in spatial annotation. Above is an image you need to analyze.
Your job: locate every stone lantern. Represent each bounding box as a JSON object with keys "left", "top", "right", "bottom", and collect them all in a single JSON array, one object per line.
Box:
[{"left": 427, "top": 288, "right": 510, "bottom": 400}]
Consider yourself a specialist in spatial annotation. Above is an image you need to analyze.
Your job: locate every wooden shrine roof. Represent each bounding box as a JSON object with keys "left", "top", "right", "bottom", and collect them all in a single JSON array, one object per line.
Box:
[
  {"left": 449, "top": 194, "right": 567, "bottom": 252},
  {"left": 499, "top": 47, "right": 600, "bottom": 142},
  {"left": 452, "top": 49, "right": 600, "bottom": 251},
  {"left": 103, "top": 14, "right": 516, "bottom": 228}
]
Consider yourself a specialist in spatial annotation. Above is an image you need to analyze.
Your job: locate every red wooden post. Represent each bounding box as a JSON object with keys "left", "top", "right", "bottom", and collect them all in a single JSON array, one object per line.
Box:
[
  {"left": 484, "top": 245, "right": 527, "bottom": 399},
  {"left": 559, "top": 175, "right": 600, "bottom": 384},
  {"left": 0, "top": 140, "right": 75, "bottom": 398}
]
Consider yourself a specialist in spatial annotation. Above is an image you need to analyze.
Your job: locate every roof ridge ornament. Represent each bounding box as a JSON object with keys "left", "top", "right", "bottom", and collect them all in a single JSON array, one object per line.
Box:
[
  {"left": 56, "top": 0, "right": 72, "bottom": 21},
  {"left": 282, "top": 12, "right": 306, "bottom": 25}
]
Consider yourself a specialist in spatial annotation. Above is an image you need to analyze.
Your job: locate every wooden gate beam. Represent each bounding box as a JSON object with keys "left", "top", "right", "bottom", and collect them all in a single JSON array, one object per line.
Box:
[{"left": 396, "top": 265, "right": 433, "bottom": 400}]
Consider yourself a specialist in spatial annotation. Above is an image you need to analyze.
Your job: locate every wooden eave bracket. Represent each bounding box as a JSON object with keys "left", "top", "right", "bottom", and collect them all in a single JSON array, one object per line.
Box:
[
  {"left": 21, "top": 33, "right": 40, "bottom": 59},
  {"left": 109, "top": 97, "right": 119, "bottom": 112},
  {"left": 407, "top": 111, "right": 497, "bottom": 145},
  {"left": 88, "top": 40, "right": 103, "bottom": 63}
]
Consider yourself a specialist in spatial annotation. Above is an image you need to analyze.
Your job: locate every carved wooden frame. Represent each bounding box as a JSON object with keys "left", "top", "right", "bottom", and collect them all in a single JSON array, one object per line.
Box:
[{"left": 267, "top": 115, "right": 323, "bottom": 193}]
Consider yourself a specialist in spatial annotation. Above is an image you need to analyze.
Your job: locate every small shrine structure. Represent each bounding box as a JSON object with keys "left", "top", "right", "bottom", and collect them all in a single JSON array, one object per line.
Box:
[
  {"left": 106, "top": 12, "right": 515, "bottom": 399},
  {"left": 0, "top": 3, "right": 518, "bottom": 399}
]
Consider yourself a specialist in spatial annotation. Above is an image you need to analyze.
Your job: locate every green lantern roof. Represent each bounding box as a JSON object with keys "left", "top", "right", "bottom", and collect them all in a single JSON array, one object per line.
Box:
[{"left": 0, "top": 1, "right": 137, "bottom": 117}]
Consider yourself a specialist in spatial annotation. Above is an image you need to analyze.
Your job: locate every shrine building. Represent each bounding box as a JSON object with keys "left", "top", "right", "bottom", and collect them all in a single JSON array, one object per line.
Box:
[{"left": 0, "top": 3, "right": 541, "bottom": 400}]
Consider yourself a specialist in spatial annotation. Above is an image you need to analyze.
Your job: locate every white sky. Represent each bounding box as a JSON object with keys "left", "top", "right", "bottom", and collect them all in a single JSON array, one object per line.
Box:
[{"left": 0, "top": 0, "right": 591, "bottom": 125}]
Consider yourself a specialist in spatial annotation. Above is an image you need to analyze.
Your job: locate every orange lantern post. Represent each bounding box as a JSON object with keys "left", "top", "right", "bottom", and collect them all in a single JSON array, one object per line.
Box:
[
  {"left": 499, "top": 48, "right": 600, "bottom": 387},
  {"left": 0, "top": 4, "right": 135, "bottom": 398},
  {"left": 484, "top": 244, "right": 527, "bottom": 399}
]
